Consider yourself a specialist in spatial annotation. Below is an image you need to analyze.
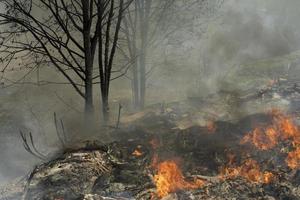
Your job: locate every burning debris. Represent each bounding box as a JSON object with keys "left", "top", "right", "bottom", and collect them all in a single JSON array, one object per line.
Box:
[
  {"left": 241, "top": 109, "right": 300, "bottom": 169},
  {"left": 152, "top": 160, "right": 205, "bottom": 198},
  {"left": 2, "top": 1, "right": 300, "bottom": 200},
  {"left": 219, "top": 158, "right": 274, "bottom": 184},
  {"left": 2, "top": 99, "right": 300, "bottom": 199},
  {"left": 132, "top": 149, "right": 144, "bottom": 157},
  {"left": 206, "top": 121, "right": 217, "bottom": 133}
]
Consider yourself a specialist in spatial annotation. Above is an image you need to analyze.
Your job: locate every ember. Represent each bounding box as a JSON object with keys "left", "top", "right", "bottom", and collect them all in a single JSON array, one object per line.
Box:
[
  {"left": 153, "top": 160, "right": 205, "bottom": 198},
  {"left": 207, "top": 120, "right": 217, "bottom": 133},
  {"left": 132, "top": 149, "right": 143, "bottom": 157},
  {"left": 220, "top": 158, "right": 274, "bottom": 184}
]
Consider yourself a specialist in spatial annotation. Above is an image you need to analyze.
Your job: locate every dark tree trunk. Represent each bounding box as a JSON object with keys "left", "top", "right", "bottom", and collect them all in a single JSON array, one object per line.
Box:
[
  {"left": 134, "top": 0, "right": 151, "bottom": 109},
  {"left": 82, "top": 0, "right": 95, "bottom": 121},
  {"left": 101, "top": 90, "right": 109, "bottom": 122},
  {"left": 85, "top": 76, "right": 94, "bottom": 115},
  {"left": 98, "top": 0, "right": 125, "bottom": 124}
]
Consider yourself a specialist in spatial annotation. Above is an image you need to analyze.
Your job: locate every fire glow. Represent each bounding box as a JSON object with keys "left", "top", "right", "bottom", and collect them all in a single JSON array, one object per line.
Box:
[
  {"left": 241, "top": 109, "right": 300, "bottom": 169},
  {"left": 150, "top": 137, "right": 205, "bottom": 198},
  {"left": 132, "top": 149, "right": 143, "bottom": 157},
  {"left": 151, "top": 110, "right": 300, "bottom": 198},
  {"left": 207, "top": 120, "right": 217, "bottom": 133},
  {"left": 153, "top": 160, "right": 205, "bottom": 198},
  {"left": 219, "top": 158, "right": 274, "bottom": 184}
]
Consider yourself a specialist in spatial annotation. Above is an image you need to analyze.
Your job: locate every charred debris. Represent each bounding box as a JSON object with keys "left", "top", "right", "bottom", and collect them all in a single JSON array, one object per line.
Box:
[{"left": 1, "top": 79, "right": 300, "bottom": 200}]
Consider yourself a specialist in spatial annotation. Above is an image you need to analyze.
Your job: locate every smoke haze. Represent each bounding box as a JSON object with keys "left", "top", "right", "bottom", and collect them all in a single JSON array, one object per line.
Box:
[{"left": 1, "top": 0, "right": 300, "bottom": 185}]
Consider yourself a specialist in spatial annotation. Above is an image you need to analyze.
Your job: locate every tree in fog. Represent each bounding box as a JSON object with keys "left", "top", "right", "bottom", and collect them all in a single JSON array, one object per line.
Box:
[
  {"left": 121, "top": 0, "right": 223, "bottom": 109},
  {"left": 0, "top": 0, "right": 131, "bottom": 123},
  {"left": 97, "top": 0, "right": 128, "bottom": 122}
]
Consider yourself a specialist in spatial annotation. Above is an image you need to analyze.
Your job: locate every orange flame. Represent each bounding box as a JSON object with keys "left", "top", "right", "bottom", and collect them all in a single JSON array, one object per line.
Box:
[
  {"left": 207, "top": 121, "right": 217, "bottom": 133},
  {"left": 286, "top": 148, "right": 300, "bottom": 169},
  {"left": 241, "top": 109, "right": 300, "bottom": 169},
  {"left": 220, "top": 158, "right": 274, "bottom": 184},
  {"left": 241, "top": 126, "right": 278, "bottom": 150},
  {"left": 275, "top": 113, "right": 300, "bottom": 145},
  {"left": 132, "top": 149, "right": 143, "bottom": 157},
  {"left": 153, "top": 160, "right": 205, "bottom": 198}
]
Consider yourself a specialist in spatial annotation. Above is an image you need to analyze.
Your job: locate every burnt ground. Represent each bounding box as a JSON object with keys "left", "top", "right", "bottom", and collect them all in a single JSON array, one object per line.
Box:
[
  {"left": 1, "top": 79, "right": 300, "bottom": 200},
  {"left": 1, "top": 111, "right": 299, "bottom": 200}
]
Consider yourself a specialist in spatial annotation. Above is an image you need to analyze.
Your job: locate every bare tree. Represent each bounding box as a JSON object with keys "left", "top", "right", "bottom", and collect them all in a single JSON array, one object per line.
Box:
[
  {"left": 97, "top": 0, "right": 128, "bottom": 122},
  {"left": 0, "top": 0, "right": 132, "bottom": 124},
  {"left": 0, "top": 0, "right": 100, "bottom": 118},
  {"left": 121, "top": 0, "right": 223, "bottom": 109}
]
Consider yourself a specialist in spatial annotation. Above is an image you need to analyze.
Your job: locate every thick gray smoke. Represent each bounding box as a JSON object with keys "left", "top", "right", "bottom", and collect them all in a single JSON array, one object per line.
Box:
[{"left": 136, "top": 0, "right": 300, "bottom": 110}]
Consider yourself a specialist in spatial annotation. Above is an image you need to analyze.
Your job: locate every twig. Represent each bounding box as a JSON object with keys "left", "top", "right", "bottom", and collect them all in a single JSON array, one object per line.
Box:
[
  {"left": 54, "top": 112, "right": 65, "bottom": 148},
  {"left": 28, "top": 132, "right": 45, "bottom": 159},
  {"left": 60, "top": 119, "right": 67, "bottom": 143},
  {"left": 116, "top": 103, "right": 123, "bottom": 129},
  {"left": 19, "top": 131, "right": 46, "bottom": 160}
]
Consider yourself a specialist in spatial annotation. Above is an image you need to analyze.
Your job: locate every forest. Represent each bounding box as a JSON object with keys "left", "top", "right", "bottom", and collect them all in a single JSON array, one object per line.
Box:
[{"left": 1, "top": 0, "right": 300, "bottom": 199}]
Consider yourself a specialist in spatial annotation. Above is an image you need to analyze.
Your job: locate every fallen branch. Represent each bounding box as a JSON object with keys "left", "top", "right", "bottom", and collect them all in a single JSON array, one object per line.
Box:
[{"left": 22, "top": 165, "right": 39, "bottom": 200}]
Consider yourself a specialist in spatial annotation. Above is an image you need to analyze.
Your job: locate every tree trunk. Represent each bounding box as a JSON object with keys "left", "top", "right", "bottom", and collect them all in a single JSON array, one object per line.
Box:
[
  {"left": 132, "top": 61, "right": 139, "bottom": 109},
  {"left": 136, "top": 22, "right": 148, "bottom": 109},
  {"left": 98, "top": 0, "right": 124, "bottom": 124},
  {"left": 82, "top": 0, "right": 94, "bottom": 122},
  {"left": 135, "top": 0, "right": 151, "bottom": 110},
  {"left": 85, "top": 74, "right": 94, "bottom": 116},
  {"left": 101, "top": 90, "right": 109, "bottom": 123},
  {"left": 139, "top": 52, "right": 146, "bottom": 109},
  {"left": 83, "top": 58, "right": 95, "bottom": 125}
]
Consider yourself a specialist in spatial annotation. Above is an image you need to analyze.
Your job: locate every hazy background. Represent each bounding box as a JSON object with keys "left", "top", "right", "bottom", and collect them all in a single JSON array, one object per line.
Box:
[{"left": 1, "top": 0, "right": 300, "bottom": 184}]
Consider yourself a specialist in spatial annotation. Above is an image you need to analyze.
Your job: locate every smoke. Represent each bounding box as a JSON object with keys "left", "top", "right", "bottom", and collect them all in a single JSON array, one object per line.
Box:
[
  {"left": 143, "top": 0, "right": 300, "bottom": 102},
  {"left": 1, "top": 0, "right": 300, "bottom": 186},
  {"left": 0, "top": 68, "right": 87, "bottom": 183},
  {"left": 200, "top": 0, "right": 298, "bottom": 92}
]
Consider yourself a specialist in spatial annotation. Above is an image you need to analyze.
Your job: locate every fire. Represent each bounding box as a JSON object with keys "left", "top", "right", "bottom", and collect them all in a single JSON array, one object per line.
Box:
[
  {"left": 241, "top": 127, "right": 278, "bottom": 150},
  {"left": 275, "top": 113, "right": 300, "bottom": 145},
  {"left": 153, "top": 160, "right": 205, "bottom": 198},
  {"left": 132, "top": 149, "right": 143, "bottom": 157},
  {"left": 286, "top": 148, "right": 300, "bottom": 169},
  {"left": 207, "top": 121, "right": 217, "bottom": 133},
  {"left": 149, "top": 137, "right": 205, "bottom": 198},
  {"left": 241, "top": 109, "right": 300, "bottom": 169},
  {"left": 220, "top": 159, "right": 274, "bottom": 184},
  {"left": 263, "top": 171, "right": 274, "bottom": 183}
]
